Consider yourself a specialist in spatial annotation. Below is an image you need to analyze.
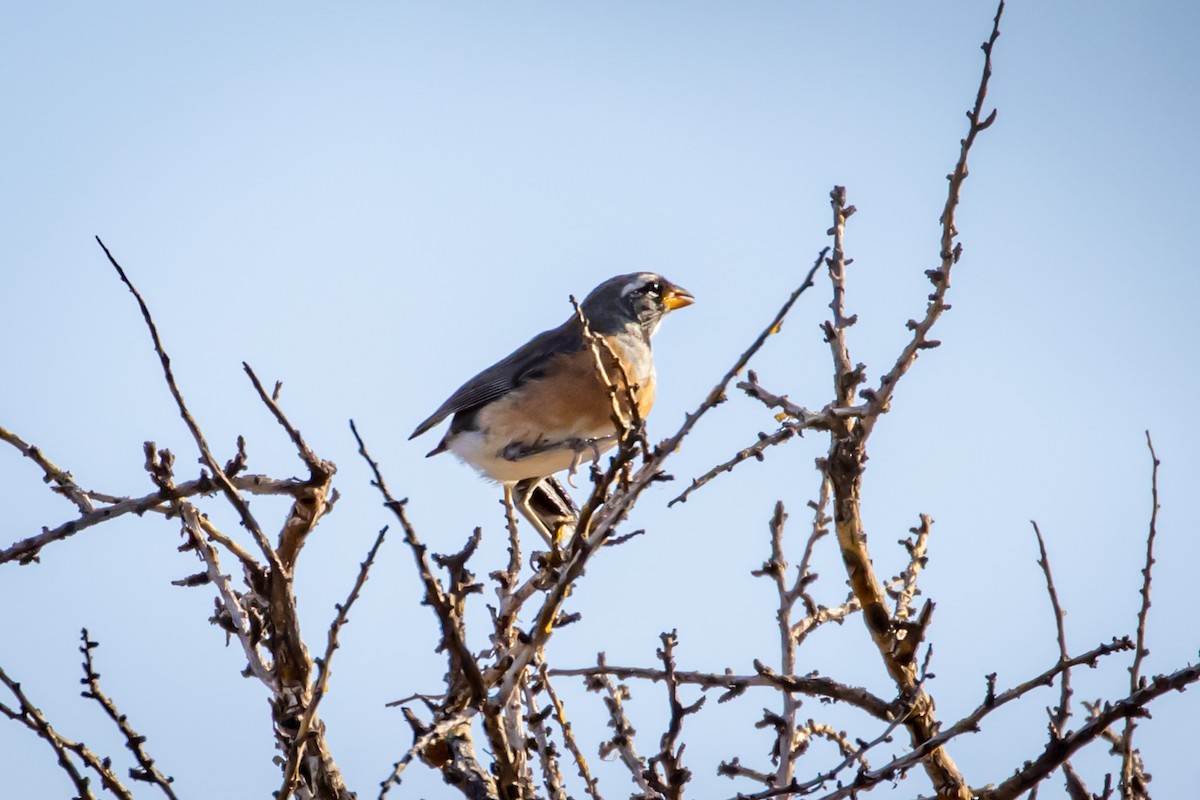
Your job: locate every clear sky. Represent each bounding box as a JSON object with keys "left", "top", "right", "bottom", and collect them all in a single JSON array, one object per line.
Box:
[{"left": 3, "top": 2, "right": 1198, "bottom": 798}]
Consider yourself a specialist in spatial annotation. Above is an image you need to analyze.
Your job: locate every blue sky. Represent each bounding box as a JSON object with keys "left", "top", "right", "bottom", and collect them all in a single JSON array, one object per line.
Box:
[{"left": 3, "top": 3, "right": 1199, "bottom": 798}]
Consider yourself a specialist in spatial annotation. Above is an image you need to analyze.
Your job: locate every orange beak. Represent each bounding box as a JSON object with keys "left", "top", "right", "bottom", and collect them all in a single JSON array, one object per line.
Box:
[{"left": 662, "top": 284, "right": 695, "bottom": 311}]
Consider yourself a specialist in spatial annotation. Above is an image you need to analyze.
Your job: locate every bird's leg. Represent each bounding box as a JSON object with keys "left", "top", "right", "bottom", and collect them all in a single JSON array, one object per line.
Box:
[
  {"left": 569, "top": 435, "right": 613, "bottom": 487},
  {"left": 565, "top": 448, "right": 582, "bottom": 488},
  {"left": 512, "top": 477, "right": 578, "bottom": 552}
]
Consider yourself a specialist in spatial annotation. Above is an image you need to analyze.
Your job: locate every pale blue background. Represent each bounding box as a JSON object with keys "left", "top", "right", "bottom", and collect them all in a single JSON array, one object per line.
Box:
[{"left": 3, "top": 3, "right": 1198, "bottom": 798}]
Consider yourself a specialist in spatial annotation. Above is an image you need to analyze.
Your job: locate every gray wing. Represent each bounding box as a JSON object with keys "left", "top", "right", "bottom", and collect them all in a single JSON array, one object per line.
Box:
[{"left": 409, "top": 318, "right": 582, "bottom": 439}]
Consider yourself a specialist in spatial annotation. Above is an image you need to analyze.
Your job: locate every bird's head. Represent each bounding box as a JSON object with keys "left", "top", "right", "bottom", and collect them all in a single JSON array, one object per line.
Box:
[{"left": 580, "top": 272, "right": 694, "bottom": 337}]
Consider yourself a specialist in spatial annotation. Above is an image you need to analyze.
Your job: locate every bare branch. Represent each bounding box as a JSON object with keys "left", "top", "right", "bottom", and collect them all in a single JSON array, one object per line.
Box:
[
  {"left": 95, "top": 236, "right": 281, "bottom": 570},
  {"left": 892, "top": 514, "right": 932, "bottom": 622},
  {"left": 280, "top": 525, "right": 389, "bottom": 800},
  {"left": 589, "top": 656, "right": 655, "bottom": 799},
  {"left": 0, "top": 662, "right": 131, "bottom": 800},
  {"left": 728, "top": 712, "right": 906, "bottom": 800},
  {"left": 552, "top": 662, "right": 893, "bottom": 722},
  {"left": 522, "top": 680, "right": 569, "bottom": 800},
  {"left": 1, "top": 472, "right": 304, "bottom": 566},
  {"left": 980, "top": 660, "right": 1200, "bottom": 800},
  {"left": 762, "top": 501, "right": 801, "bottom": 787},
  {"left": 571, "top": 295, "right": 647, "bottom": 459},
  {"left": 670, "top": 426, "right": 798, "bottom": 506},
  {"left": 538, "top": 664, "right": 603, "bottom": 800},
  {"left": 645, "top": 631, "right": 703, "bottom": 800},
  {"left": 859, "top": 0, "right": 1004, "bottom": 439},
  {"left": 660, "top": 249, "right": 827, "bottom": 463},
  {"left": 243, "top": 362, "right": 334, "bottom": 482},
  {"left": 378, "top": 708, "right": 483, "bottom": 799},
  {"left": 352, "top": 420, "right": 529, "bottom": 798},
  {"left": 0, "top": 424, "right": 95, "bottom": 514},
  {"left": 140, "top": 448, "right": 275, "bottom": 686},
  {"left": 1031, "top": 521, "right": 1073, "bottom": 740},
  {"left": 796, "top": 638, "right": 1139, "bottom": 800},
  {"left": 812, "top": 7, "right": 1006, "bottom": 797},
  {"left": 78, "top": 629, "right": 178, "bottom": 799},
  {"left": 1120, "top": 432, "right": 1161, "bottom": 800}
]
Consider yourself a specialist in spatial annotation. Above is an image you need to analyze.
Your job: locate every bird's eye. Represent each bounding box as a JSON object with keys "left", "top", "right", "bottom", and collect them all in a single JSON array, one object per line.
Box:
[{"left": 640, "top": 281, "right": 662, "bottom": 296}]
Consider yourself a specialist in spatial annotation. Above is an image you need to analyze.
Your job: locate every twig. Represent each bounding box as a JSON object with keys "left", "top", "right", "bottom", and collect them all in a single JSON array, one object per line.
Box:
[
  {"left": 659, "top": 249, "right": 827, "bottom": 466},
  {"left": 0, "top": 662, "right": 131, "bottom": 800},
  {"left": 538, "top": 664, "right": 603, "bottom": 800},
  {"left": 1, "top": 473, "right": 304, "bottom": 566},
  {"left": 0, "top": 424, "right": 94, "bottom": 514},
  {"left": 822, "top": 186, "right": 863, "bottom": 409},
  {"left": 645, "top": 631, "right": 703, "bottom": 800},
  {"left": 378, "top": 707, "right": 485, "bottom": 799},
  {"left": 794, "top": 474, "right": 832, "bottom": 613},
  {"left": 794, "top": 720, "right": 865, "bottom": 766},
  {"left": 242, "top": 362, "right": 336, "bottom": 574},
  {"left": 589, "top": 656, "right": 655, "bottom": 799},
  {"left": 761, "top": 501, "right": 800, "bottom": 787},
  {"left": 353, "top": 420, "right": 526, "bottom": 798},
  {"left": 980, "top": 659, "right": 1200, "bottom": 800},
  {"left": 522, "top": 680, "right": 569, "bottom": 800},
  {"left": 137, "top": 444, "right": 276, "bottom": 686},
  {"left": 1120, "top": 432, "right": 1160, "bottom": 800},
  {"left": 718, "top": 757, "right": 773, "bottom": 786},
  {"left": 280, "top": 525, "right": 389, "bottom": 800},
  {"left": 95, "top": 236, "right": 281, "bottom": 570},
  {"left": 784, "top": 638, "right": 1139, "bottom": 800},
  {"left": 553, "top": 662, "right": 893, "bottom": 721},
  {"left": 571, "top": 296, "right": 646, "bottom": 459},
  {"left": 1031, "top": 521, "right": 1073, "bottom": 740},
  {"left": 243, "top": 362, "right": 334, "bottom": 481},
  {"left": 351, "top": 420, "right": 484, "bottom": 694},
  {"left": 176, "top": 501, "right": 276, "bottom": 685},
  {"left": 858, "top": 0, "right": 1003, "bottom": 439},
  {"left": 78, "top": 629, "right": 178, "bottom": 799},
  {"left": 728, "top": 712, "right": 908, "bottom": 800},
  {"left": 1062, "top": 761, "right": 1094, "bottom": 800},
  {"left": 736, "top": 372, "right": 871, "bottom": 430},
  {"left": 892, "top": 515, "right": 932, "bottom": 622},
  {"left": 489, "top": 490, "right": 526, "bottom": 666},
  {"left": 670, "top": 426, "right": 798, "bottom": 506}
]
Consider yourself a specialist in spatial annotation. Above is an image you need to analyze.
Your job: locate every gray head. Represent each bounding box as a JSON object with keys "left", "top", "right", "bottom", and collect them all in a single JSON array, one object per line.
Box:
[{"left": 579, "top": 272, "right": 694, "bottom": 337}]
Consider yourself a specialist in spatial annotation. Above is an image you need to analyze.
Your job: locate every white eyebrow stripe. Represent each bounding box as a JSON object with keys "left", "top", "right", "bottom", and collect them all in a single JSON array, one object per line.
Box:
[{"left": 619, "top": 273, "right": 658, "bottom": 297}]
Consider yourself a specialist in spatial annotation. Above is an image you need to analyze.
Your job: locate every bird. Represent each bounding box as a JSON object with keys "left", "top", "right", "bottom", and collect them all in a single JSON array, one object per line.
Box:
[{"left": 410, "top": 272, "right": 694, "bottom": 542}]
